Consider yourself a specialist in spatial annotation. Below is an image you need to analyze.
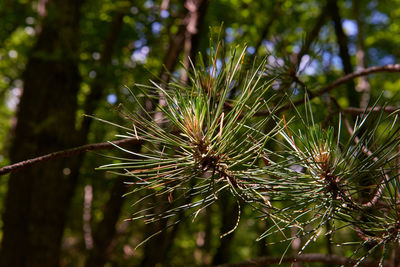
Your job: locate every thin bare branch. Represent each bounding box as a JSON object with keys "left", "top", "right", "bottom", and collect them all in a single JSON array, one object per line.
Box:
[
  {"left": 225, "top": 65, "right": 400, "bottom": 118},
  {"left": 253, "top": 1, "right": 282, "bottom": 56},
  {"left": 311, "top": 64, "right": 400, "bottom": 99},
  {"left": 0, "top": 138, "right": 141, "bottom": 176},
  {"left": 279, "top": 64, "right": 400, "bottom": 113}
]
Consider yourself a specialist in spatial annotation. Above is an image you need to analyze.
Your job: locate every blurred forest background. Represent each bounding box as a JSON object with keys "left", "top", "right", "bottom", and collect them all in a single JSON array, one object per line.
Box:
[{"left": 0, "top": 0, "right": 400, "bottom": 266}]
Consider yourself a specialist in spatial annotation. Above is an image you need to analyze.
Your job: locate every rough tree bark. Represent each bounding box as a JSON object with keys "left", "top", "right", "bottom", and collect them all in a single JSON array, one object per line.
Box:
[{"left": 0, "top": 0, "right": 85, "bottom": 266}]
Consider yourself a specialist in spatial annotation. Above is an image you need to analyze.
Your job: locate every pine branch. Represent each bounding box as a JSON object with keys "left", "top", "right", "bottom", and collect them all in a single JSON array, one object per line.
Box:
[
  {"left": 215, "top": 253, "right": 385, "bottom": 267},
  {"left": 0, "top": 138, "right": 141, "bottom": 176},
  {"left": 2, "top": 65, "right": 399, "bottom": 177}
]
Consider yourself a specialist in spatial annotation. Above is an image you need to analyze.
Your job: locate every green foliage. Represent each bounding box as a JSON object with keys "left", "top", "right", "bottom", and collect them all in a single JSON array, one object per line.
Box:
[{"left": 99, "top": 42, "right": 400, "bottom": 264}]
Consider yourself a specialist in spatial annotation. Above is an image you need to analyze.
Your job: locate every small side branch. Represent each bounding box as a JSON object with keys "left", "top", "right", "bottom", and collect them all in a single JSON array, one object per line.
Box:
[
  {"left": 0, "top": 138, "right": 141, "bottom": 176},
  {"left": 280, "top": 64, "right": 400, "bottom": 112},
  {"left": 226, "top": 65, "right": 399, "bottom": 117},
  {"left": 248, "top": 64, "right": 400, "bottom": 116},
  {"left": 313, "top": 64, "right": 400, "bottom": 98}
]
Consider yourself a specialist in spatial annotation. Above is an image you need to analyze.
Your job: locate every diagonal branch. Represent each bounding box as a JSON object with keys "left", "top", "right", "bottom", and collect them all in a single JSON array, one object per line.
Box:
[
  {"left": 341, "top": 115, "right": 387, "bottom": 208},
  {"left": 279, "top": 64, "right": 400, "bottom": 113},
  {"left": 246, "top": 64, "right": 400, "bottom": 117},
  {"left": 252, "top": 1, "right": 282, "bottom": 57},
  {"left": 0, "top": 138, "right": 142, "bottom": 176}
]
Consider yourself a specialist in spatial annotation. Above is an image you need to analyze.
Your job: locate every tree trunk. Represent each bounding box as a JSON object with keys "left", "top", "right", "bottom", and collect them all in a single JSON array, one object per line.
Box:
[
  {"left": 181, "top": 0, "right": 209, "bottom": 83},
  {"left": 295, "top": 1, "right": 329, "bottom": 66},
  {"left": 328, "top": 0, "right": 360, "bottom": 107},
  {"left": 0, "top": 1, "right": 84, "bottom": 266},
  {"left": 0, "top": 0, "right": 30, "bottom": 46},
  {"left": 80, "top": 10, "right": 125, "bottom": 139},
  {"left": 353, "top": 0, "right": 370, "bottom": 108},
  {"left": 212, "top": 193, "right": 239, "bottom": 265},
  {"left": 85, "top": 177, "right": 129, "bottom": 267},
  {"left": 253, "top": 1, "right": 281, "bottom": 57}
]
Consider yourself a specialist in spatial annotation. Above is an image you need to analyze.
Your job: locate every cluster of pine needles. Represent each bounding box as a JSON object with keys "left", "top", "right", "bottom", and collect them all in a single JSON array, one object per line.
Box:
[{"left": 98, "top": 44, "right": 400, "bottom": 265}]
